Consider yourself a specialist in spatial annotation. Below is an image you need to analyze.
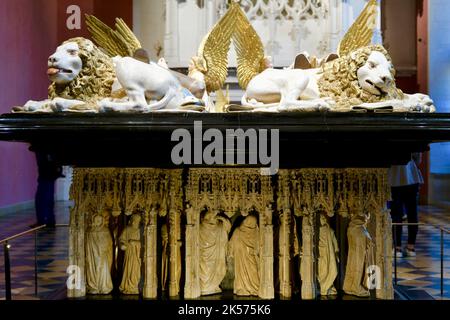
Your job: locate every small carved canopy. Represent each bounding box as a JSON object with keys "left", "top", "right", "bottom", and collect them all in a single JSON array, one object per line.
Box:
[
  {"left": 71, "top": 168, "right": 182, "bottom": 222},
  {"left": 186, "top": 169, "right": 273, "bottom": 218},
  {"left": 278, "top": 168, "right": 390, "bottom": 219}
]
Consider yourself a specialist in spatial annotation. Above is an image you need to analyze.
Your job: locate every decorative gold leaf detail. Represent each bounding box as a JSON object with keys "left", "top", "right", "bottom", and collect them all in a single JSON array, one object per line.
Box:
[
  {"left": 233, "top": 3, "right": 267, "bottom": 89},
  {"left": 196, "top": 4, "right": 239, "bottom": 93},
  {"left": 86, "top": 15, "right": 142, "bottom": 57}
]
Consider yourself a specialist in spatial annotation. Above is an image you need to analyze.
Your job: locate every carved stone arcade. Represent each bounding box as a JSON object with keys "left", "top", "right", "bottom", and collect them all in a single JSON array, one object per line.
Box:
[
  {"left": 278, "top": 168, "right": 393, "bottom": 299},
  {"left": 185, "top": 169, "right": 275, "bottom": 299},
  {"left": 68, "top": 167, "right": 394, "bottom": 300},
  {"left": 68, "top": 168, "right": 183, "bottom": 298}
]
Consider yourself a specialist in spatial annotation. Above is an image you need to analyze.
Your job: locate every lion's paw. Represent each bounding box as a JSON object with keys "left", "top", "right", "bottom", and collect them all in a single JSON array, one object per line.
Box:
[
  {"left": 98, "top": 99, "right": 115, "bottom": 113},
  {"left": 317, "top": 102, "right": 332, "bottom": 111},
  {"left": 315, "top": 98, "right": 334, "bottom": 111},
  {"left": 50, "top": 98, "right": 87, "bottom": 112},
  {"left": 51, "top": 100, "right": 65, "bottom": 112},
  {"left": 409, "top": 104, "right": 435, "bottom": 113},
  {"left": 407, "top": 94, "right": 436, "bottom": 113},
  {"left": 98, "top": 99, "right": 147, "bottom": 113},
  {"left": 99, "top": 104, "right": 120, "bottom": 113},
  {"left": 20, "top": 100, "right": 51, "bottom": 112}
]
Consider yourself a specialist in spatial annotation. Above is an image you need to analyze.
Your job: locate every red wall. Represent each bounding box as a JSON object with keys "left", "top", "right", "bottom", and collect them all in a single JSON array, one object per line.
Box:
[
  {"left": 56, "top": 0, "right": 132, "bottom": 42},
  {"left": 0, "top": 0, "right": 58, "bottom": 208},
  {"left": 0, "top": 0, "right": 132, "bottom": 208},
  {"left": 93, "top": 0, "right": 133, "bottom": 30}
]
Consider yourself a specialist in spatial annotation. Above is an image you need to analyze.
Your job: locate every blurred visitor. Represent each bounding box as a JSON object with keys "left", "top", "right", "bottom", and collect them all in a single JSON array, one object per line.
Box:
[
  {"left": 30, "top": 152, "right": 63, "bottom": 228},
  {"left": 389, "top": 153, "right": 424, "bottom": 258}
]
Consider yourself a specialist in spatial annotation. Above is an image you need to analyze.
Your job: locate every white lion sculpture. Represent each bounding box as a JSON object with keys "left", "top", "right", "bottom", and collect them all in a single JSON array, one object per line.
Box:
[
  {"left": 98, "top": 56, "right": 205, "bottom": 113},
  {"left": 13, "top": 37, "right": 116, "bottom": 113},
  {"left": 12, "top": 37, "right": 205, "bottom": 113},
  {"left": 240, "top": 45, "right": 435, "bottom": 113}
]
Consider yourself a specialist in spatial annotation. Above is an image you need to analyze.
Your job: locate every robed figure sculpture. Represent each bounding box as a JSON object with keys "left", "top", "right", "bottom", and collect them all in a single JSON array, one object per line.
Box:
[
  {"left": 199, "top": 209, "right": 231, "bottom": 295},
  {"left": 228, "top": 215, "right": 260, "bottom": 296}
]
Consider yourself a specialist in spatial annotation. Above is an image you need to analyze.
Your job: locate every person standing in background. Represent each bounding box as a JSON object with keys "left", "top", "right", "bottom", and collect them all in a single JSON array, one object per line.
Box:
[
  {"left": 30, "top": 151, "right": 63, "bottom": 228},
  {"left": 389, "top": 153, "right": 424, "bottom": 258}
]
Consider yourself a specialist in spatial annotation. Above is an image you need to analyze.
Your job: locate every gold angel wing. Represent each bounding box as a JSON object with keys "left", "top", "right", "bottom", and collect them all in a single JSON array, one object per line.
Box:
[
  {"left": 338, "top": 0, "right": 379, "bottom": 56},
  {"left": 233, "top": 3, "right": 267, "bottom": 90},
  {"left": 85, "top": 15, "right": 142, "bottom": 57},
  {"left": 196, "top": 4, "right": 238, "bottom": 93}
]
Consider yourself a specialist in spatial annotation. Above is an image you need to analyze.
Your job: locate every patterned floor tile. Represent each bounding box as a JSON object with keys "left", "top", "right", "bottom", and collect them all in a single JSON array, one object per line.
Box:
[
  {"left": 397, "top": 279, "right": 434, "bottom": 287},
  {"left": 395, "top": 273, "right": 426, "bottom": 280},
  {"left": 394, "top": 205, "right": 450, "bottom": 300},
  {"left": 0, "top": 202, "right": 69, "bottom": 300},
  {"left": 396, "top": 268, "right": 417, "bottom": 273}
]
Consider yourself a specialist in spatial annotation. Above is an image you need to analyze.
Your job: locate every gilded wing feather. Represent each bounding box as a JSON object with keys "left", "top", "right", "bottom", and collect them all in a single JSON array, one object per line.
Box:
[
  {"left": 233, "top": 3, "right": 267, "bottom": 89},
  {"left": 196, "top": 4, "right": 238, "bottom": 93},
  {"left": 338, "top": 0, "right": 378, "bottom": 56},
  {"left": 215, "top": 85, "right": 230, "bottom": 113},
  {"left": 86, "top": 15, "right": 142, "bottom": 57}
]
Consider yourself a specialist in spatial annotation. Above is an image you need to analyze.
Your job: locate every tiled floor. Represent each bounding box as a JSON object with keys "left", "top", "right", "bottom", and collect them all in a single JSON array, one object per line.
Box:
[
  {"left": 0, "top": 203, "right": 449, "bottom": 300},
  {"left": 394, "top": 205, "right": 450, "bottom": 300},
  {"left": 0, "top": 202, "right": 70, "bottom": 300}
]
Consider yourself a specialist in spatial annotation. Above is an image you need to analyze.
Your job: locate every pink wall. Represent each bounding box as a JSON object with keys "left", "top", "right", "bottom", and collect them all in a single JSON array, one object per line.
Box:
[
  {"left": 0, "top": 0, "right": 58, "bottom": 207},
  {"left": 0, "top": 0, "right": 133, "bottom": 208},
  {"left": 56, "top": 0, "right": 132, "bottom": 42}
]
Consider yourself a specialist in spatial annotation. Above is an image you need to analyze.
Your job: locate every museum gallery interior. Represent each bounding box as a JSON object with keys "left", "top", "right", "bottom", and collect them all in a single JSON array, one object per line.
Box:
[{"left": 0, "top": 0, "right": 449, "bottom": 302}]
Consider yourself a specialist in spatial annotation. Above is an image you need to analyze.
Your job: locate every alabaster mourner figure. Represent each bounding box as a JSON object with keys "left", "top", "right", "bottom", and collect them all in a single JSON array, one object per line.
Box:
[
  {"left": 343, "top": 214, "right": 373, "bottom": 297},
  {"left": 318, "top": 214, "right": 339, "bottom": 296},
  {"left": 86, "top": 215, "right": 113, "bottom": 294},
  {"left": 119, "top": 214, "right": 142, "bottom": 294},
  {"left": 228, "top": 215, "right": 260, "bottom": 296},
  {"left": 199, "top": 209, "right": 231, "bottom": 295}
]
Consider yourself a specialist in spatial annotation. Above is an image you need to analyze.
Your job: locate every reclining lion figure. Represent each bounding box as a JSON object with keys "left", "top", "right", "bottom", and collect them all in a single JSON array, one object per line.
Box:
[
  {"left": 13, "top": 37, "right": 115, "bottom": 113},
  {"left": 13, "top": 37, "right": 205, "bottom": 113},
  {"left": 98, "top": 56, "right": 205, "bottom": 113},
  {"left": 241, "top": 45, "right": 435, "bottom": 113},
  {"left": 228, "top": 0, "right": 434, "bottom": 113}
]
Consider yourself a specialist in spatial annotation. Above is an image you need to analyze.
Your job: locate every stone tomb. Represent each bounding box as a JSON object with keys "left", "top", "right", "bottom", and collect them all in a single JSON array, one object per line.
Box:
[{"left": 68, "top": 167, "right": 393, "bottom": 300}]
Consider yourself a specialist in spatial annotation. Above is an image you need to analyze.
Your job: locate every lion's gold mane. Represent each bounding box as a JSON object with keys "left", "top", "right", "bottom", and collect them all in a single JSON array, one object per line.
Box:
[
  {"left": 317, "top": 45, "right": 404, "bottom": 110},
  {"left": 48, "top": 37, "right": 115, "bottom": 102}
]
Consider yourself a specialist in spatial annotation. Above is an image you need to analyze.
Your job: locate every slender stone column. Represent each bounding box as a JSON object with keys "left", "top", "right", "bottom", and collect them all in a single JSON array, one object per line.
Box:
[
  {"left": 374, "top": 207, "right": 394, "bottom": 299},
  {"left": 143, "top": 208, "right": 158, "bottom": 298},
  {"left": 279, "top": 208, "right": 292, "bottom": 298},
  {"left": 259, "top": 206, "right": 274, "bottom": 299},
  {"left": 184, "top": 204, "right": 201, "bottom": 299},
  {"left": 329, "top": 0, "right": 343, "bottom": 51},
  {"left": 164, "top": 0, "right": 179, "bottom": 63},
  {"left": 68, "top": 206, "right": 86, "bottom": 298},
  {"left": 67, "top": 169, "right": 86, "bottom": 298},
  {"left": 365, "top": 169, "right": 393, "bottom": 299},
  {"left": 169, "top": 209, "right": 181, "bottom": 297}
]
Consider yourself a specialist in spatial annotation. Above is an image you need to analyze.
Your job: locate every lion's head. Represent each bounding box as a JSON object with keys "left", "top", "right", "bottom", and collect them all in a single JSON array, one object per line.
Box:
[
  {"left": 318, "top": 45, "right": 404, "bottom": 110},
  {"left": 48, "top": 37, "right": 115, "bottom": 102}
]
